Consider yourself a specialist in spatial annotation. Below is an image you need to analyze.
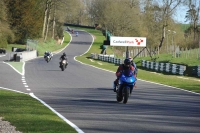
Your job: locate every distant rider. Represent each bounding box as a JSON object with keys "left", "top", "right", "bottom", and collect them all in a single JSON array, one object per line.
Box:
[
  {"left": 44, "top": 51, "right": 53, "bottom": 59},
  {"left": 59, "top": 52, "right": 68, "bottom": 68}
]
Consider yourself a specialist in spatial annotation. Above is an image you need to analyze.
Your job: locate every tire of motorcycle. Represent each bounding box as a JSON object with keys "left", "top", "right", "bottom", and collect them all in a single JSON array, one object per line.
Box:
[
  {"left": 123, "top": 87, "right": 130, "bottom": 104},
  {"left": 61, "top": 65, "right": 65, "bottom": 71},
  {"left": 116, "top": 90, "right": 123, "bottom": 102}
]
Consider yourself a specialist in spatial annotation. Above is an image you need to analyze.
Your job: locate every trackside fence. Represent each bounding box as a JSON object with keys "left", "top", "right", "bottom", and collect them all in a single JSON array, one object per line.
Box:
[
  {"left": 91, "top": 53, "right": 123, "bottom": 65},
  {"left": 142, "top": 60, "right": 200, "bottom": 77},
  {"left": 90, "top": 53, "right": 200, "bottom": 78}
]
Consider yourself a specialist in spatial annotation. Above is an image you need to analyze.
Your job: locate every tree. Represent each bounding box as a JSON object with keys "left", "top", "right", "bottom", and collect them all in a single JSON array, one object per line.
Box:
[
  {"left": 5, "top": 0, "right": 44, "bottom": 43},
  {"left": 142, "top": 1, "right": 163, "bottom": 53},
  {"left": 185, "top": 0, "right": 200, "bottom": 42},
  {"left": 0, "top": 0, "right": 14, "bottom": 47},
  {"left": 88, "top": 0, "right": 140, "bottom": 36},
  {"left": 156, "top": 0, "right": 183, "bottom": 50}
]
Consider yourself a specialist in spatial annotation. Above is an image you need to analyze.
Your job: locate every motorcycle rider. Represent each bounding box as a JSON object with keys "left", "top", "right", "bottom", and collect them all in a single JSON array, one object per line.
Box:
[
  {"left": 59, "top": 52, "right": 68, "bottom": 68},
  {"left": 113, "top": 58, "right": 136, "bottom": 92},
  {"left": 44, "top": 51, "right": 53, "bottom": 60}
]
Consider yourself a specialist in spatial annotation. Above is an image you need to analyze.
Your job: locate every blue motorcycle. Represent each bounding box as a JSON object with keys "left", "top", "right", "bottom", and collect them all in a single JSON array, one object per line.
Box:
[{"left": 116, "top": 70, "right": 136, "bottom": 104}]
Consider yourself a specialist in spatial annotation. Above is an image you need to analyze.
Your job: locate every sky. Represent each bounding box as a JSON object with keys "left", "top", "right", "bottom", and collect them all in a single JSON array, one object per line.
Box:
[{"left": 173, "top": 5, "right": 188, "bottom": 24}]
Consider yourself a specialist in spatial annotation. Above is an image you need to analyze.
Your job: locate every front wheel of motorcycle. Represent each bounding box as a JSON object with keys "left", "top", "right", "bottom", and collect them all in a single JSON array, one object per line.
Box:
[
  {"left": 61, "top": 65, "right": 65, "bottom": 71},
  {"left": 116, "top": 90, "right": 123, "bottom": 102},
  {"left": 123, "top": 87, "right": 130, "bottom": 104}
]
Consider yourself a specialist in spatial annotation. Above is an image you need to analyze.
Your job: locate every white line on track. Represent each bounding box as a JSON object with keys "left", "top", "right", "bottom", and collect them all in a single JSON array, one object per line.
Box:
[
  {"left": 89, "top": 59, "right": 94, "bottom": 62},
  {"left": 29, "top": 93, "right": 84, "bottom": 133},
  {"left": 24, "top": 85, "right": 29, "bottom": 88}
]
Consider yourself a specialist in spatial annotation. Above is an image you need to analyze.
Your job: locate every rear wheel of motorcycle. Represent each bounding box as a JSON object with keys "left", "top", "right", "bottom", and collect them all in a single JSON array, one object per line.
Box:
[{"left": 123, "top": 87, "right": 129, "bottom": 104}]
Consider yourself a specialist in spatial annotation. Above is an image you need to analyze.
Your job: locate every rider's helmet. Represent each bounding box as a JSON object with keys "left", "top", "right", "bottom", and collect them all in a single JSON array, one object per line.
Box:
[
  {"left": 128, "top": 57, "right": 133, "bottom": 64},
  {"left": 124, "top": 58, "right": 131, "bottom": 67},
  {"left": 63, "top": 52, "right": 66, "bottom": 56}
]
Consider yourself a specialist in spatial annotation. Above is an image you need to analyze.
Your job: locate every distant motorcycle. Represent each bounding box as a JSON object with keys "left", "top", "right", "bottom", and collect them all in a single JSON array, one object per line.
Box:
[
  {"left": 44, "top": 52, "right": 53, "bottom": 63},
  {"left": 76, "top": 32, "right": 78, "bottom": 37},
  {"left": 60, "top": 59, "right": 68, "bottom": 71},
  {"left": 116, "top": 70, "right": 136, "bottom": 104}
]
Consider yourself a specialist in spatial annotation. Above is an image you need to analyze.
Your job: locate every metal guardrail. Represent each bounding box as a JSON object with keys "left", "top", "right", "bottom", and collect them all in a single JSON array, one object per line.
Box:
[
  {"left": 192, "top": 65, "right": 200, "bottom": 77},
  {"left": 142, "top": 60, "right": 188, "bottom": 76},
  {"left": 91, "top": 53, "right": 123, "bottom": 65}
]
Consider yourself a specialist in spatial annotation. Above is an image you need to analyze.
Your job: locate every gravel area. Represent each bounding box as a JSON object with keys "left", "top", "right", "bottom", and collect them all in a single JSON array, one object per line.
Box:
[{"left": 0, "top": 117, "right": 22, "bottom": 133}]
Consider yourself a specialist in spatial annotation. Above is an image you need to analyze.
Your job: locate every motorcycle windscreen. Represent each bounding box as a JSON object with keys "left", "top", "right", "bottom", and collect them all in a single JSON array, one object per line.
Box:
[{"left": 120, "top": 70, "right": 136, "bottom": 83}]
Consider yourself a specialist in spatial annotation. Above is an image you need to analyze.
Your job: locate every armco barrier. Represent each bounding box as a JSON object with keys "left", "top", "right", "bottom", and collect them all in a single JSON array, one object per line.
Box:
[
  {"left": 159, "top": 63, "right": 165, "bottom": 72},
  {"left": 177, "top": 65, "right": 186, "bottom": 75},
  {"left": 141, "top": 60, "right": 189, "bottom": 76},
  {"left": 192, "top": 65, "right": 200, "bottom": 77},
  {"left": 146, "top": 61, "right": 150, "bottom": 69},
  {"left": 109, "top": 57, "right": 115, "bottom": 63},
  {"left": 98, "top": 54, "right": 103, "bottom": 60},
  {"left": 91, "top": 53, "right": 122, "bottom": 65},
  {"left": 171, "top": 64, "right": 177, "bottom": 74},
  {"left": 154, "top": 62, "right": 159, "bottom": 71},
  {"left": 150, "top": 62, "right": 154, "bottom": 70},
  {"left": 165, "top": 63, "right": 171, "bottom": 73},
  {"left": 142, "top": 60, "right": 146, "bottom": 67}
]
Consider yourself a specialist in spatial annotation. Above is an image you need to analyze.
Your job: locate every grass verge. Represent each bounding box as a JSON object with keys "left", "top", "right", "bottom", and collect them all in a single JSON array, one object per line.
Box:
[{"left": 0, "top": 90, "right": 77, "bottom": 133}]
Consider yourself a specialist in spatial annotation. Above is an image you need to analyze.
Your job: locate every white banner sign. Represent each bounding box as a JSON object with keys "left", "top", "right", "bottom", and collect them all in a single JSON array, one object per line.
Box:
[{"left": 110, "top": 36, "right": 146, "bottom": 47}]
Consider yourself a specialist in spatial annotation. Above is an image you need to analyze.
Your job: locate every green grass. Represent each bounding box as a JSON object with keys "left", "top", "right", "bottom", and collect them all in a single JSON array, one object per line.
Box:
[
  {"left": 0, "top": 90, "right": 77, "bottom": 133},
  {"left": 6, "top": 62, "right": 24, "bottom": 74}
]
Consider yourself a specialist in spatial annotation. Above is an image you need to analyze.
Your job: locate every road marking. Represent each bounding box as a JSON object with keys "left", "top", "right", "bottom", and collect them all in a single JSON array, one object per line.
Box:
[
  {"left": 178, "top": 77, "right": 189, "bottom": 79},
  {"left": 29, "top": 93, "right": 84, "bottom": 133},
  {"left": 150, "top": 72, "right": 161, "bottom": 75},
  {"left": 24, "top": 85, "right": 29, "bottom": 87},
  {"left": 89, "top": 59, "right": 94, "bottom": 62},
  {"left": 26, "top": 88, "right": 31, "bottom": 91},
  {"left": 97, "top": 62, "right": 102, "bottom": 65}
]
